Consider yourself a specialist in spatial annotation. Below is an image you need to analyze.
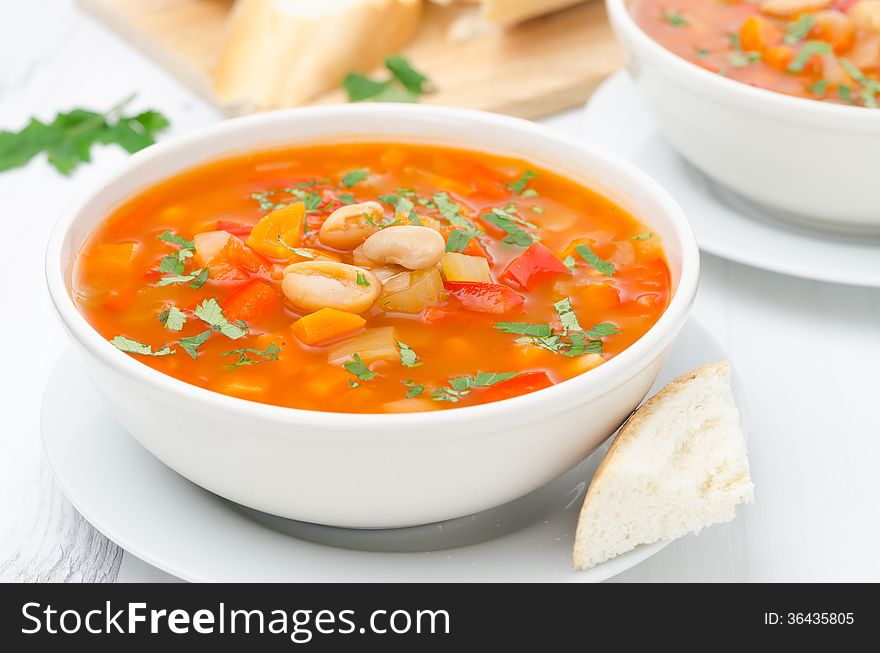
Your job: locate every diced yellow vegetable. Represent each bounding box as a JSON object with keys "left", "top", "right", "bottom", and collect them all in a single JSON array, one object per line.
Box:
[
  {"left": 440, "top": 252, "right": 492, "bottom": 283},
  {"left": 193, "top": 230, "right": 233, "bottom": 266},
  {"left": 379, "top": 268, "right": 444, "bottom": 313},
  {"left": 327, "top": 326, "right": 398, "bottom": 365},
  {"left": 246, "top": 202, "right": 305, "bottom": 259}
]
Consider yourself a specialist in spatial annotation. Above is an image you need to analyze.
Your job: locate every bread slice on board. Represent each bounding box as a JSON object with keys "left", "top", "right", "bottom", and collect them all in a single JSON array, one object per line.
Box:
[
  {"left": 213, "top": 0, "right": 422, "bottom": 111},
  {"left": 573, "top": 362, "right": 754, "bottom": 570},
  {"left": 481, "top": 0, "right": 587, "bottom": 24}
]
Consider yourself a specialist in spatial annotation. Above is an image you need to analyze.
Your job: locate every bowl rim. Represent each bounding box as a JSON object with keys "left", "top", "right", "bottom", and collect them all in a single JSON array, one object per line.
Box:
[
  {"left": 607, "top": 0, "right": 880, "bottom": 126},
  {"left": 46, "top": 103, "right": 699, "bottom": 428}
]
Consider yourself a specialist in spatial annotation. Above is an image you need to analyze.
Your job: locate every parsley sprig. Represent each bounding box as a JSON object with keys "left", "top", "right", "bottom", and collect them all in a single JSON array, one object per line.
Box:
[
  {"left": 344, "top": 56, "right": 434, "bottom": 103},
  {"left": 432, "top": 372, "right": 519, "bottom": 403}
]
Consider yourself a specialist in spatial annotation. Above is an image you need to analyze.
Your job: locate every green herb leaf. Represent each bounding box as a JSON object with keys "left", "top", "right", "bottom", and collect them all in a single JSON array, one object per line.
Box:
[
  {"left": 158, "top": 306, "right": 187, "bottom": 331},
  {"left": 583, "top": 322, "right": 621, "bottom": 339},
  {"left": 158, "top": 231, "right": 195, "bottom": 250},
  {"left": 341, "top": 169, "right": 369, "bottom": 188},
  {"left": 728, "top": 51, "right": 762, "bottom": 67},
  {"left": 575, "top": 244, "right": 615, "bottom": 276},
  {"left": 838, "top": 84, "right": 853, "bottom": 103},
  {"left": 446, "top": 229, "right": 476, "bottom": 253},
  {"left": 662, "top": 10, "right": 689, "bottom": 27},
  {"left": 407, "top": 211, "right": 422, "bottom": 225},
  {"left": 432, "top": 371, "right": 518, "bottom": 402},
  {"left": 222, "top": 343, "right": 281, "bottom": 369},
  {"left": 397, "top": 340, "right": 422, "bottom": 368},
  {"left": 356, "top": 271, "right": 371, "bottom": 287},
  {"left": 494, "top": 322, "right": 553, "bottom": 337},
  {"left": 277, "top": 234, "right": 314, "bottom": 259},
  {"left": 343, "top": 73, "right": 392, "bottom": 102},
  {"left": 179, "top": 330, "right": 212, "bottom": 360},
  {"left": 507, "top": 169, "right": 537, "bottom": 195},
  {"left": 554, "top": 297, "right": 582, "bottom": 334},
  {"left": 402, "top": 379, "right": 424, "bottom": 398},
  {"left": 788, "top": 41, "right": 832, "bottom": 73},
  {"left": 155, "top": 268, "right": 208, "bottom": 288},
  {"left": 785, "top": 14, "right": 815, "bottom": 45},
  {"left": 0, "top": 96, "right": 169, "bottom": 176},
  {"left": 385, "top": 55, "right": 432, "bottom": 94},
  {"left": 338, "top": 192, "right": 356, "bottom": 204},
  {"left": 111, "top": 335, "right": 175, "bottom": 357},
  {"left": 632, "top": 232, "right": 654, "bottom": 240},
  {"left": 344, "top": 353, "right": 377, "bottom": 381},
  {"left": 482, "top": 208, "right": 538, "bottom": 247},
  {"left": 562, "top": 255, "right": 576, "bottom": 272},
  {"left": 433, "top": 192, "right": 481, "bottom": 232},
  {"left": 807, "top": 79, "right": 828, "bottom": 96},
  {"left": 193, "top": 298, "right": 247, "bottom": 339}
]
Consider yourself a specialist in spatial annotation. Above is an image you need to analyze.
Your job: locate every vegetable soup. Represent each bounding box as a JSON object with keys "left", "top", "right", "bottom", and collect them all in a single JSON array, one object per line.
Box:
[
  {"left": 632, "top": 0, "right": 880, "bottom": 108},
  {"left": 73, "top": 142, "right": 670, "bottom": 413}
]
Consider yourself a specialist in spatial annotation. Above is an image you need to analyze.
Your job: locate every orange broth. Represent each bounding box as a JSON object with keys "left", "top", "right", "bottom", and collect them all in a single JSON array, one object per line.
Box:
[{"left": 73, "top": 142, "right": 671, "bottom": 413}]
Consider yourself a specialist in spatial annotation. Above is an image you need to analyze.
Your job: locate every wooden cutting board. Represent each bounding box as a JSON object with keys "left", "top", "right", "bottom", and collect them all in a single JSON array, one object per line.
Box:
[{"left": 78, "top": 0, "right": 622, "bottom": 119}]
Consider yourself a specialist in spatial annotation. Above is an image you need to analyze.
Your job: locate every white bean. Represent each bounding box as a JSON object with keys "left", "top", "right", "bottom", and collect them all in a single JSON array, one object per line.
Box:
[
  {"left": 361, "top": 225, "right": 446, "bottom": 270},
  {"left": 318, "top": 201, "right": 383, "bottom": 250},
  {"left": 282, "top": 261, "right": 380, "bottom": 314}
]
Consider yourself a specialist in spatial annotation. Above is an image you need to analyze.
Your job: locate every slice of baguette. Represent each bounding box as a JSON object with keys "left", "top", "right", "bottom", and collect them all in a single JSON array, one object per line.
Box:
[
  {"left": 213, "top": 0, "right": 422, "bottom": 111},
  {"left": 573, "top": 362, "right": 754, "bottom": 570},
  {"left": 480, "top": 0, "right": 587, "bottom": 25}
]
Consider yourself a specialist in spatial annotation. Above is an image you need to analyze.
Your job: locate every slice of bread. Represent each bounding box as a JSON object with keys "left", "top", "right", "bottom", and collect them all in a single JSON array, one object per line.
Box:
[
  {"left": 213, "top": 0, "right": 422, "bottom": 111},
  {"left": 481, "top": 0, "right": 587, "bottom": 25},
  {"left": 573, "top": 362, "right": 754, "bottom": 570}
]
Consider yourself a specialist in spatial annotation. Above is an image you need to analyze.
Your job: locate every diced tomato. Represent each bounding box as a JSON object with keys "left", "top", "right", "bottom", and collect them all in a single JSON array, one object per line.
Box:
[
  {"left": 423, "top": 306, "right": 457, "bottom": 324},
  {"left": 209, "top": 237, "right": 271, "bottom": 281},
  {"left": 500, "top": 242, "right": 567, "bottom": 290},
  {"left": 221, "top": 279, "right": 282, "bottom": 324},
  {"left": 216, "top": 220, "right": 253, "bottom": 237},
  {"left": 444, "top": 281, "right": 524, "bottom": 314},
  {"left": 481, "top": 371, "right": 554, "bottom": 403}
]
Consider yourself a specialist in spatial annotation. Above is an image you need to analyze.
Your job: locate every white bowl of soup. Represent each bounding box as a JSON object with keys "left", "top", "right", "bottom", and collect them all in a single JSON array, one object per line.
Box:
[
  {"left": 608, "top": 0, "right": 880, "bottom": 233},
  {"left": 47, "top": 104, "right": 698, "bottom": 528}
]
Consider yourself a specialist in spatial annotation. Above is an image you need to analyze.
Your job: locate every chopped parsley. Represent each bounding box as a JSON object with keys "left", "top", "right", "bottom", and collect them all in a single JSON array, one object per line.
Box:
[
  {"left": 553, "top": 297, "right": 582, "bottom": 334},
  {"left": 277, "top": 235, "right": 315, "bottom": 259},
  {"left": 337, "top": 192, "right": 356, "bottom": 204},
  {"left": 632, "top": 232, "right": 654, "bottom": 240},
  {"left": 787, "top": 41, "right": 832, "bottom": 73},
  {"left": 785, "top": 14, "right": 815, "bottom": 45},
  {"left": 155, "top": 267, "right": 209, "bottom": 289},
  {"left": 507, "top": 169, "right": 538, "bottom": 195},
  {"left": 583, "top": 322, "right": 621, "bottom": 339},
  {"left": 808, "top": 79, "right": 828, "bottom": 97},
  {"left": 728, "top": 51, "right": 762, "bottom": 67},
  {"left": 341, "top": 169, "right": 369, "bottom": 188},
  {"left": 562, "top": 255, "right": 576, "bottom": 272},
  {"left": 179, "top": 330, "right": 212, "bottom": 360},
  {"left": 356, "top": 271, "right": 371, "bottom": 287},
  {"left": 494, "top": 322, "right": 553, "bottom": 337},
  {"left": 433, "top": 192, "right": 481, "bottom": 232},
  {"left": 111, "top": 336, "right": 174, "bottom": 357},
  {"left": 397, "top": 341, "right": 422, "bottom": 368},
  {"left": 222, "top": 343, "right": 281, "bottom": 369},
  {"left": 446, "top": 229, "right": 476, "bottom": 253},
  {"left": 482, "top": 208, "right": 538, "bottom": 247},
  {"left": 158, "top": 231, "right": 194, "bottom": 250},
  {"left": 574, "top": 244, "right": 615, "bottom": 276},
  {"left": 344, "top": 353, "right": 377, "bottom": 381},
  {"left": 194, "top": 298, "right": 248, "bottom": 339},
  {"left": 343, "top": 56, "right": 434, "bottom": 103},
  {"left": 662, "top": 10, "right": 689, "bottom": 27},
  {"left": 432, "top": 371, "right": 519, "bottom": 402},
  {"left": 158, "top": 306, "right": 187, "bottom": 331},
  {"left": 402, "top": 379, "right": 424, "bottom": 398}
]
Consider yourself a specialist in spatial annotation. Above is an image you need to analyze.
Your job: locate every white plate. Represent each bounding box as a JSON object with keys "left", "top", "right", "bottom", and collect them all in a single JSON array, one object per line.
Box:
[
  {"left": 42, "top": 318, "right": 742, "bottom": 582},
  {"left": 582, "top": 72, "right": 880, "bottom": 288}
]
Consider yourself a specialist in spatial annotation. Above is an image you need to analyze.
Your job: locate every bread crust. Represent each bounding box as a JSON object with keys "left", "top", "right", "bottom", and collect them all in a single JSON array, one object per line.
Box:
[{"left": 572, "top": 362, "right": 733, "bottom": 570}]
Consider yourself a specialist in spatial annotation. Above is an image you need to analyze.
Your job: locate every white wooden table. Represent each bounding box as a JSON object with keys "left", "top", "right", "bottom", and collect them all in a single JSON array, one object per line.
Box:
[{"left": 2, "top": 0, "right": 878, "bottom": 583}]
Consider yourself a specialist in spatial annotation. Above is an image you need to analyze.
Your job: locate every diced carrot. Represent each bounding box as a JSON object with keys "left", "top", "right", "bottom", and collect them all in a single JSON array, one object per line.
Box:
[
  {"left": 246, "top": 202, "right": 305, "bottom": 259},
  {"left": 739, "top": 15, "right": 783, "bottom": 52},
  {"left": 481, "top": 371, "right": 554, "bottom": 403},
  {"left": 210, "top": 237, "right": 271, "bottom": 282},
  {"left": 291, "top": 307, "right": 366, "bottom": 346},
  {"left": 581, "top": 283, "right": 621, "bottom": 309},
  {"left": 764, "top": 45, "right": 795, "bottom": 70},
  {"left": 221, "top": 279, "right": 282, "bottom": 324},
  {"left": 93, "top": 243, "right": 136, "bottom": 270}
]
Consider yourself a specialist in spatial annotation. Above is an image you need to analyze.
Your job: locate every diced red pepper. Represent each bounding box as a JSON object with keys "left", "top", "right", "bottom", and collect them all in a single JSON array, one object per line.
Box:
[
  {"left": 500, "top": 242, "right": 567, "bottom": 290},
  {"left": 444, "top": 281, "right": 524, "bottom": 314},
  {"left": 221, "top": 279, "right": 282, "bottom": 323},
  {"left": 210, "top": 238, "right": 271, "bottom": 281},
  {"left": 423, "top": 306, "right": 457, "bottom": 324},
  {"left": 216, "top": 220, "right": 253, "bottom": 237},
  {"left": 481, "top": 371, "right": 555, "bottom": 403}
]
